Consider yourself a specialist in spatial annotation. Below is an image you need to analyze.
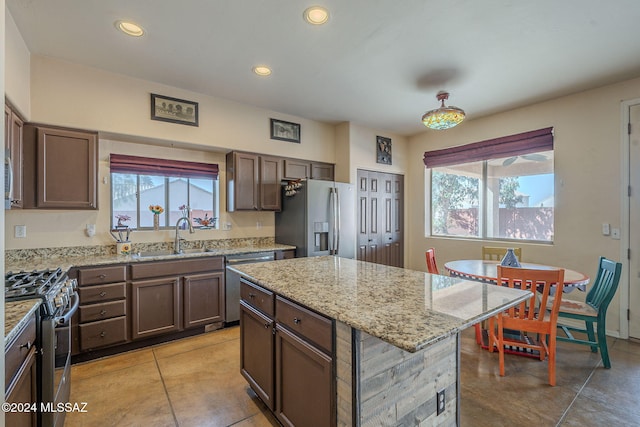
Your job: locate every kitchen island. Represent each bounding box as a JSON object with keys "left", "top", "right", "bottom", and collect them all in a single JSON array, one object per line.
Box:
[{"left": 230, "top": 256, "right": 530, "bottom": 426}]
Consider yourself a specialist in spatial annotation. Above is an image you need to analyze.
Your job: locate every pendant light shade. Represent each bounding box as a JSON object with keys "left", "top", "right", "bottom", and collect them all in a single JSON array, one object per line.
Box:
[{"left": 422, "top": 91, "right": 465, "bottom": 130}]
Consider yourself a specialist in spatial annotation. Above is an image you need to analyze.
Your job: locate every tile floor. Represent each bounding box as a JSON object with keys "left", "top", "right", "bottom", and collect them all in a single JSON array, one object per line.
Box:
[{"left": 65, "top": 326, "right": 640, "bottom": 427}]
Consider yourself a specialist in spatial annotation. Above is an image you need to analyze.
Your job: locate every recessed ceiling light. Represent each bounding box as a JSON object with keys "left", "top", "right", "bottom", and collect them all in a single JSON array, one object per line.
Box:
[
  {"left": 303, "top": 6, "right": 329, "bottom": 25},
  {"left": 115, "top": 20, "right": 145, "bottom": 37},
  {"left": 253, "top": 66, "right": 272, "bottom": 76}
]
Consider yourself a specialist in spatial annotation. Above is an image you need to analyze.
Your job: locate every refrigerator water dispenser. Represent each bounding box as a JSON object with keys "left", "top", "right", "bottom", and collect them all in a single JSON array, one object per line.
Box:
[{"left": 314, "top": 222, "right": 329, "bottom": 251}]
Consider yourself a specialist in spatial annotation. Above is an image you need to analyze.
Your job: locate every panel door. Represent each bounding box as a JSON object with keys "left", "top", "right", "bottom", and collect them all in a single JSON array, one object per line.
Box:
[
  {"left": 131, "top": 277, "right": 181, "bottom": 339},
  {"left": 275, "top": 325, "right": 333, "bottom": 427},
  {"left": 260, "top": 155, "right": 282, "bottom": 210},
  {"left": 629, "top": 103, "right": 640, "bottom": 338},
  {"left": 240, "top": 301, "right": 275, "bottom": 410},
  {"left": 183, "top": 272, "right": 225, "bottom": 328},
  {"left": 36, "top": 127, "right": 98, "bottom": 209}
]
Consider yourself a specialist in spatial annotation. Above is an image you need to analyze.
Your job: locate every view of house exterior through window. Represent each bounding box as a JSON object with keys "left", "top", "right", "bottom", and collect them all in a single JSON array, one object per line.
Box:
[
  {"left": 111, "top": 173, "right": 219, "bottom": 229},
  {"left": 430, "top": 150, "right": 554, "bottom": 242}
]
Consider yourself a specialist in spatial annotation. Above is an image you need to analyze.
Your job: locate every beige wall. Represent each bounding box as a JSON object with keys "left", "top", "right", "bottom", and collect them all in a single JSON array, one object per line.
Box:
[
  {"left": 4, "top": 8, "right": 29, "bottom": 117},
  {"left": 408, "top": 77, "right": 640, "bottom": 335}
]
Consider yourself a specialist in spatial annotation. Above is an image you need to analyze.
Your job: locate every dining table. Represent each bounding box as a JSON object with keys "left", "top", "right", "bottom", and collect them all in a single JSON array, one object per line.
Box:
[{"left": 443, "top": 259, "right": 590, "bottom": 357}]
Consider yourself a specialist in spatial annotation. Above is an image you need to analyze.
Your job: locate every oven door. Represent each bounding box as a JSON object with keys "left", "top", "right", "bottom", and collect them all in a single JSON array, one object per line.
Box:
[{"left": 41, "top": 293, "right": 79, "bottom": 427}]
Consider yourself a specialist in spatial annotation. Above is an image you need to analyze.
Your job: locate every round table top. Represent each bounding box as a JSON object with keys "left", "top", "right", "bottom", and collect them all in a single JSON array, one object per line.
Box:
[{"left": 443, "top": 259, "right": 590, "bottom": 288}]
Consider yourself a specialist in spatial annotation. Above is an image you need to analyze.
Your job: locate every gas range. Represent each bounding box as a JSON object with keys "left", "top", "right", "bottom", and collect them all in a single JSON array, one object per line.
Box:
[{"left": 5, "top": 267, "right": 77, "bottom": 318}]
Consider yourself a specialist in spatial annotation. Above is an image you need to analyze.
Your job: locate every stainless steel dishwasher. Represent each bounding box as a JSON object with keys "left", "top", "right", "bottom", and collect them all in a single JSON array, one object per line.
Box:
[{"left": 225, "top": 252, "right": 275, "bottom": 324}]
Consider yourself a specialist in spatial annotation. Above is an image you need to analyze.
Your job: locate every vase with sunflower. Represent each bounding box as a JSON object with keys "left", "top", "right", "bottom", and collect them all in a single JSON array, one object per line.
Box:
[{"left": 149, "top": 205, "right": 164, "bottom": 230}]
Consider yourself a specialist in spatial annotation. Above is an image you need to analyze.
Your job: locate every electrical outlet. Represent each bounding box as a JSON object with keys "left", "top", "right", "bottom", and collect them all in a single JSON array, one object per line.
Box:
[
  {"left": 436, "top": 389, "right": 445, "bottom": 416},
  {"left": 256, "top": 221, "right": 262, "bottom": 229},
  {"left": 223, "top": 222, "right": 232, "bottom": 230},
  {"left": 15, "top": 225, "right": 26, "bottom": 238},
  {"left": 612, "top": 228, "right": 621, "bottom": 240}
]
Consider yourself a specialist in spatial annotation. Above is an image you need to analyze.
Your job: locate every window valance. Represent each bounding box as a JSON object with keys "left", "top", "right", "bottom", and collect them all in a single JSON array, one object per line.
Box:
[
  {"left": 423, "top": 127, "right": 553, "bottom": 169},
  {"left": 110, "top": 154, "right": 219, "bottom": 179}
]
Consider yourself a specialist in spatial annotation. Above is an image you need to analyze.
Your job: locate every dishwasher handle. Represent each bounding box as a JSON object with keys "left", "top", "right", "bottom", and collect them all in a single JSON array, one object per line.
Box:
[{"left": 226, "top": 255, "right": 275, "bottom": 264}]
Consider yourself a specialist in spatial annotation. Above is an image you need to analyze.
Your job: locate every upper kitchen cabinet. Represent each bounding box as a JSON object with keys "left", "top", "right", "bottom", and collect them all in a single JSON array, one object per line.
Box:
[
  {"left": 23, "top": 124, "right": 98, "bottom": 209},
  {"left": 4, "top": 103, "right": 24, "bottom": 208},
  {"left": 226, "top": 151, "right": 281, "bottom": 211},
  {"left": 282, "top": 158, "right": 334, "bottom": 181}
]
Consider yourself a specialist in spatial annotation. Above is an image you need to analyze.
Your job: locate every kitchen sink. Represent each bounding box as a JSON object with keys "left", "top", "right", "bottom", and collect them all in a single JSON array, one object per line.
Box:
[{"left": 133, "top": 248, "right": 211, "bottom": 258}]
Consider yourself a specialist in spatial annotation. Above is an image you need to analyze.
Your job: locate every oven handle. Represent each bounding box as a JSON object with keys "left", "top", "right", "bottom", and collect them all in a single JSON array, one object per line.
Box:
[{"left": 55, "top": 292, "right": 79, "bottom": 326}]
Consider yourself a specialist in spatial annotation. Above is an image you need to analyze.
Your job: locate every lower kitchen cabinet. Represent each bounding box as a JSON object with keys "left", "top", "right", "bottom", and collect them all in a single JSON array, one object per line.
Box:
[
  {"left": 240, "top": 278, "right": 335, "bottom": 427},
  {"left": 275, "top": 325, "right": 333, "bottom": 427},
  {"left": 240, "top": 301, "right": 275, "bottom": 410},
  {"left": 184, "top": 272, "right": 225, "bottom": 328},
  {"left": 5, "top": 312, "right": 37, "bottom": 427},
  {"left": 131, "top": 277, "right": 181, "bottom": 339}
]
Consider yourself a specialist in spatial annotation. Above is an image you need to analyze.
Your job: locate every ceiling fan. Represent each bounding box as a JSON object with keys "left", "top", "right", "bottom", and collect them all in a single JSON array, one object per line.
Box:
[{"left": 502, "top": 153, "right": 547, "bottom": 166}]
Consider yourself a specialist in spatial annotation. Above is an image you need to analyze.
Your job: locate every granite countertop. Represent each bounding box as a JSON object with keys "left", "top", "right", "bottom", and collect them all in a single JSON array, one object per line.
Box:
[
  {"left": 5, "top": 243, "right": 296, "bottom": 273},
  {"left": 229, "top": 256, "right": 531, "bottom": 353},
  {"left": 5, "top": 299, "right": 41, "bottom": 348}
]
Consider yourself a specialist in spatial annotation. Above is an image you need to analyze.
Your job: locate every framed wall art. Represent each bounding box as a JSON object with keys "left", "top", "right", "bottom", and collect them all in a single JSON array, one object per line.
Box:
[
  {"left": 376, "top": 135, "right": 392, "bottom": 165},
  {"left": 270, "top": 118, "right": 301, "bottom": 143},
  {"left": 151, "top": 93, "right": 199, "bottom": 126}
]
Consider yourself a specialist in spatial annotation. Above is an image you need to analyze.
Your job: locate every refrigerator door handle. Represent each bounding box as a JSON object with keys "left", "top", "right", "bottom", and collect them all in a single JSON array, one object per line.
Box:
[{"left": 335, "top": 187, "right": 341, "bottom": 255}]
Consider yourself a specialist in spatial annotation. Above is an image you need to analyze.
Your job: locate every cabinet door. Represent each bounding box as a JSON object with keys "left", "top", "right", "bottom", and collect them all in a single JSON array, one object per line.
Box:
[
  {"left": 275, "top": 324, "right": 333, "bottom": 427},
  {"left": 131, "top": 277, "right": 181, "bottom": 339},
  {"left": 5, "top": 346, "right": 37, "bottom": 427},
  {"left": 310, "top": 162, "right": 334, "bottom": 181},
  {"left": 283, "top": 159, "right": 310, "bottom": 180},
  {"left": 227, "top": 152, "right": 259, "bottom": 211},
  {"left": 5, "top": 106, "right": 24, "bottom": 208},
  {"left": 30, "top": 126, "right": 98, "bottom": 209},
  {"left": 183, "top": 272, "right": 225, "bottom": 328},
  {"left": 240, "top": 301, "right": 275, "bottom": 410},
  {"left": 260, "top": 155, "right": 282, "bottom": 210}
]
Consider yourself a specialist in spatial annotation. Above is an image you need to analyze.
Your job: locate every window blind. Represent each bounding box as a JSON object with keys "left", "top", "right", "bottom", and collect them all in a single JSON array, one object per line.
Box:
[
  {"left": 423, "top": 127, "right": 553, "bottom": 169},
  {"left": 110, "top": 154, "right": 219, "bottom": 179}
]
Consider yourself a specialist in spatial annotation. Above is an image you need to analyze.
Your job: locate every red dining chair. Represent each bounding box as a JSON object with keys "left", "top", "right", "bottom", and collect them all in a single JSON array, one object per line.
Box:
[
  {"left": 425, "top": 248, "right": 439, "bottom": 274},
  {"left": 489, "top": 266, "right": 565, "bottom": 386}
]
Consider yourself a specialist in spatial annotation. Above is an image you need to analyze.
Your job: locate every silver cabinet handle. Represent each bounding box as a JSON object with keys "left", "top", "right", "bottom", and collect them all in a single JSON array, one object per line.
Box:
[{"left": 293, "top": 317, "right": 301, "bottom": 325}]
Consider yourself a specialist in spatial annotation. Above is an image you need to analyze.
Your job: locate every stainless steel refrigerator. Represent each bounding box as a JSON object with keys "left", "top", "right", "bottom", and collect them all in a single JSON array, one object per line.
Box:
[{"left": 275, "top": 179, "right": 356, "bottom": 258}]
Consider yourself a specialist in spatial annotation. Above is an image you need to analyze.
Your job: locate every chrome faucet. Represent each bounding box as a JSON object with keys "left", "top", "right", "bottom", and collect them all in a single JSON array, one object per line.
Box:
[{"left": 174, "top": 216, "right": 195, "bottom": 254}]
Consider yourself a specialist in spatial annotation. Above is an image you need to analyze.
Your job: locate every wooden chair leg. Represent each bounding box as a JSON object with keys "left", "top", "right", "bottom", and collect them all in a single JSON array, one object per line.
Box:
[
  {"left": 475, "top": 323, "right": 482, "bottom": 345},
  {"left": 596, "top": 320, "right": 612, "bottom": 369},
  {"left": 488, "top": 318, "right": 496, "bottom": 353},
  {"left": 498, "top": 317, "right": 505, "bottom": 376},
  {"left": 548, "top": 335, "right": 557, "bottom": 386},
  {"left": 585, "top": 321, "right": 598, "bottom": 352}
]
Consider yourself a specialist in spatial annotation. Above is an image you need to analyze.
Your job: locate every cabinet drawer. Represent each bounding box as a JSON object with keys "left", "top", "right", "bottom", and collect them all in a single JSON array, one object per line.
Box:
[
  {"left": 240, "top": 279, "right": 274, "bottom": 317},
  {"left": 5, "top": 314, "right": 37, "bottom": 389},
  {"left": 78, "top": 265, "right": 126, "bottom": 285},
  {"left": 78, "top": 282, "right": 126, "bottom": 303},
  {"left": 79, "top": 317, "right": 128, "bottom": 351},
  {"left": 79, "top": 300, "right": 126, "bottom": 323},
  {"left": 276, "top": 296, "right": 332, "bottom": 353},
  {"left": 131, "top": 257, "right": 223, "bottom": 279}
]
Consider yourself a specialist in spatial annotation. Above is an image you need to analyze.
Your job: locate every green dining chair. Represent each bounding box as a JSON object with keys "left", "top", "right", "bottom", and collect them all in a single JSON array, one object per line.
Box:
[{"left": 554, "top": 256, "right": 622, "bottom": 368}]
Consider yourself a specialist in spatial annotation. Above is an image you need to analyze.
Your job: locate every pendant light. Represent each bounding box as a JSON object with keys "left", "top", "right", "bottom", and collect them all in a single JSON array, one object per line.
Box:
[{"left": 421, "top": 91, "right": 465, "bottom": 130}]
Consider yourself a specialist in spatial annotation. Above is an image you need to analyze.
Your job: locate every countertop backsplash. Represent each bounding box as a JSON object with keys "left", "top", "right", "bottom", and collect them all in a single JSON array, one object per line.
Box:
[{"left": 5, "top": 237, "right": 279, "bottom": 264}]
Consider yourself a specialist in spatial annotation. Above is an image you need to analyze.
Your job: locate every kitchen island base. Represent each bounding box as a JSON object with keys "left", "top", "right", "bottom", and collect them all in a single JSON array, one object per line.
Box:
[{"left": 336, "top": 321, "right": 458, "bottom": 426}]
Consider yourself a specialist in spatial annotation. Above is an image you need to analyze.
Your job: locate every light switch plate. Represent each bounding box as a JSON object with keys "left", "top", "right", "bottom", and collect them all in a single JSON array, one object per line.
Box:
[
  {"left": 602, "top": 223, "right": 610, "bottom": 236},
  {"left": 15, "top": 225, "right": 26, "bottom": 238}
]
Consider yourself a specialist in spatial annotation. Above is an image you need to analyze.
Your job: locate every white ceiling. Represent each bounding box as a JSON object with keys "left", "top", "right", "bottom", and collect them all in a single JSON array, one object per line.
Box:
[{"left": 7, "top": 0, "right": 640, "bottom": 136}]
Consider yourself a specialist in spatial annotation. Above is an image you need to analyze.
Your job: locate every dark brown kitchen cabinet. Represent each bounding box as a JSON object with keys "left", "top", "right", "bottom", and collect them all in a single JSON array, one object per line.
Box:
[
  {"left": 283, "top": 159, "right": 335, "bottom": 181},
  {"left": 4, "top": 103, "right": 24, "bottom": 208},
  {"left": 357, "top": 169, "right": 404, "bottom": 268},
  {"left": 240, "top": 300, "right": 275, "bottom": 410},
  {"left": 183, "top": 271, "right": 225, "bottom": 328},
  {"left": 240, "top": 278, "right": 335, "bottom": 426},
  {"left": 23, "top": 124, "right": 98, "bottom": 209},
  {"left": 227, "top": 152, "right": 282, "bottom": 211},
  {"left": 131, "top": 277, "right": 181, "bottom": 339},
  {"left": 5, "top": 311, "right": 37, "bottom": 427},
  {"left": 74, "top": 265, "right": 128, "bottom": 353}
]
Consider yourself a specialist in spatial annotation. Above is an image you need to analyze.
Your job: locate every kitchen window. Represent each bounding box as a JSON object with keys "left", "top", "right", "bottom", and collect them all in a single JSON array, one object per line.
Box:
[
  {"left": 110, "top": 154, "right": 219, "bottom": 230},
  {"left": 424, "top": 128, "right": 554, "bottom": 242}
]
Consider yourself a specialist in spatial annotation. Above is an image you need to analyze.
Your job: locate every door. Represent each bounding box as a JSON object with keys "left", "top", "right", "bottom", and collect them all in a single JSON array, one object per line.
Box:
[
  {"left": 259, "top": 155, "right": 282, "bottom": 210},
  {"left": 629, "top": 103, "right": 640, "bottom": 338},
  {"left": 131, "top": 277, "right": 181, "bottom": 339},
  {"left": 240, "top": 301, "right": 275, "bottom": 410},
  {"left": 183, "top": 272, "right": 225, "bottom": 328},
  {"left": 357, "top": 171, "right": 382, "bottom": 263}
]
